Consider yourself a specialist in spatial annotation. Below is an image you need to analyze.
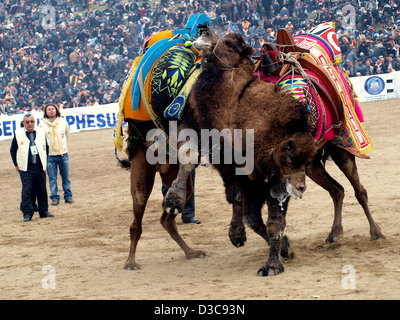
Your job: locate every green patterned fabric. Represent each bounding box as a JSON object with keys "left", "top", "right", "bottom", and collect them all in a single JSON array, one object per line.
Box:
[{"left": 151, "top": 44, "right": 197, "bottom": 117}]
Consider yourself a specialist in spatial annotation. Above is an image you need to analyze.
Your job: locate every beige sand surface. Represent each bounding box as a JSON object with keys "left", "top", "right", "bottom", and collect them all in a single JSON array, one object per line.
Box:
[{"left": 0, "top": 99, "right": 399, "bottom": 300}]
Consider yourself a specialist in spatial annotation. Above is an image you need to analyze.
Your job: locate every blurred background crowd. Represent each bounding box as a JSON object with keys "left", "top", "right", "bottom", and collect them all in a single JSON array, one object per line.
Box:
[{"left": 1, "top": 0, "right": 400, "bottom": 115}]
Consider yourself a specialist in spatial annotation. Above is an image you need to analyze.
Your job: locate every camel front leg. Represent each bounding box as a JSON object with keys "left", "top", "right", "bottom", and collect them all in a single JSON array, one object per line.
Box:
[
  {"left": 163, "top": 141, "right": 198, "bottom": 214},
  {"left": 258, "top": 197, "right": 288, "bottom": 276},
  {"left": 226, "top": 184, "right": 247, "bottom": 248},
  {"left": 257, "top": 178, "right": 290, "bottom": 276},
  {"left": 160, "top": 142, "right": 205, "bottom": 259}
]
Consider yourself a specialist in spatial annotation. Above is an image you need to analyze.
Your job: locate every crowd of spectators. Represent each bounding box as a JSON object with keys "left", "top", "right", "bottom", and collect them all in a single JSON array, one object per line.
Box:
[{"left": 1, "top": 0, "right": 400, "bottom": 116}]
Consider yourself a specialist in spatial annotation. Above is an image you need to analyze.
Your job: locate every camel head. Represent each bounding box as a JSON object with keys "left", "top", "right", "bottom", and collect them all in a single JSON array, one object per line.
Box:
[
  {"left": 193, "top": 32, "right": 255, "bottom": 69},
  {"left": 272, "top": 132, "right": 317, "bottom": 199}
]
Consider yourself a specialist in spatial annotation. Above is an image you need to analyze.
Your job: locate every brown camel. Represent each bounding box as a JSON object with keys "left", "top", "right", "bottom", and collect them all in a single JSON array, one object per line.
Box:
[
  {"left": 122, "top": 31, "right": 317, "bottom": 274},
  {"left": 164, "top": 32, "right": 317, "bottom": 276},
  {"left": 189, "top": 31, "right": 385, "bottom": 276},
  {"left": 122, "top": 138, "right": 206, "bottom": 271},
  {"left": 166, "top": 30, "right": 385, "bottom": 276},
  {"left": 260, "top": 27, "right": 387, "bottom": 245},
  {"left": 233, "top": 32, "right": 386, "bottom": 247}
]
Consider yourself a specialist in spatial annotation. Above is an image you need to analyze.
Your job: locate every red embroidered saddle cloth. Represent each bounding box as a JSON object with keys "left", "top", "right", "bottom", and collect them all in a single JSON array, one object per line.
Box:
[{"left": 260, "top": 23, "right": 373, "bottom": 158}]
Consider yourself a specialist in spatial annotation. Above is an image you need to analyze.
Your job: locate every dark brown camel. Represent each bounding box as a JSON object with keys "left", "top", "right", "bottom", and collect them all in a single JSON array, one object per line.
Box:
[
  {"left": 214, "top": 33, "right": 386, "bottom": 274},
  {"left": 164, "top": 32, "right": 317, "bottom": 276},
  {"left": 226, "top": 35, "right": 386, "bottom": 250}
]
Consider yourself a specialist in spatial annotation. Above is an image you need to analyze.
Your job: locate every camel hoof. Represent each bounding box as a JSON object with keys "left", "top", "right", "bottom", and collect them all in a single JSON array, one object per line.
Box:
[
  {"left": 123, "top": 263, "right": 140, "bottom": 270},
  {"left": 257, "top": 261, "right": 284, "bottom": 277},
  {"left": 234, "top": 240, "right": 246, "bottom": 248},
  {"left": 229, "top": 224, "right": 247, "bottom": 248},
  {"left": 325, "top": 232, "right": 343, "bottom": 244},
  {"left": 371, "top": 234, "right": 386, "bottom": 241},
  {"left": 187, "top": 250, "right": 207, "bottom": 259},
  {"left": 162, "top": 195, "right": 184, "bottom": 215},
  {"left": 326, "top": 225, "right": 344, "bottom": 243}
]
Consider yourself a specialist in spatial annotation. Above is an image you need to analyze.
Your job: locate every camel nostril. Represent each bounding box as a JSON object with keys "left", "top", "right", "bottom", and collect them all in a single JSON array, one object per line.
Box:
[{"left": 297, "top": 184, "right": 306, "bottom": 193}]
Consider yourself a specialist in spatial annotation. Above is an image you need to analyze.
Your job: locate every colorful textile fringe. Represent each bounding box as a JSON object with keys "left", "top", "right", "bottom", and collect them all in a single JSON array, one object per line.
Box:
[{"left": 113, "top": 55, "right": 142, "bottom": 153}]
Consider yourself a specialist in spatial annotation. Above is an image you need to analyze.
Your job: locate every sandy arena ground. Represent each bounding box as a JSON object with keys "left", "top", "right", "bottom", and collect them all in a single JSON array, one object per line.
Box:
[{"left": 0, "top": 99, "right": 399, "bottom": 300}]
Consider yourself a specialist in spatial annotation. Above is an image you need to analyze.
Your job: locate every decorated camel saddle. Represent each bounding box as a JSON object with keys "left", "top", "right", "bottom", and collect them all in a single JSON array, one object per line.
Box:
[
  {"left": 256, "top": 23, "right": 373, "bottom": 158},
  {"left": 115, "top": 20, "right": 373, "bottom": 160},
  {"left": 114, "top": 14, "right": 211, "bottom": 154}
]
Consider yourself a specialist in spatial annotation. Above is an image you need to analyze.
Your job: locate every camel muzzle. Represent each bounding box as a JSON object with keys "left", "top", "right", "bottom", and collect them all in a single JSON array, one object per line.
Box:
[{"left": 285, "top": 172, "right": 307, "bottom": 199}]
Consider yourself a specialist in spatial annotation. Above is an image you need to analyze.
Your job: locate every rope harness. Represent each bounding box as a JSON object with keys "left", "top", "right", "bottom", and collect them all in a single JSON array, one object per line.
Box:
[{"left": 210, "top": 37, "right": 237, "bottom": 82}]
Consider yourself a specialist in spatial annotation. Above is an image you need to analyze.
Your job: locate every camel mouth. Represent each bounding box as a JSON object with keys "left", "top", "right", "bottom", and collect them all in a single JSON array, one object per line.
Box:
[
  {"left": 193, "top": 37, "right": 213, "bottom": 51},
  {"left": 286, "top": 182, "right": 304, "bottom": 200},
  {"left": 269, "top": 176, "right": 305, "bottom": 209}
]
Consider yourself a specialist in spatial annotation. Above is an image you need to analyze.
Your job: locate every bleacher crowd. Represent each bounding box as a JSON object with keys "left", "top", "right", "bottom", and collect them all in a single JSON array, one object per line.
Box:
[{"left": 1, "top": 0, "right": 400, "bottom": 116}]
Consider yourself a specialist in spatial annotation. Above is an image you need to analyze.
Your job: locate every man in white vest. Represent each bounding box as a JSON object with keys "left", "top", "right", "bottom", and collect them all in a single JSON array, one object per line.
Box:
[{"left": 10, "top": 114, "right": 54, "bottom": 222}]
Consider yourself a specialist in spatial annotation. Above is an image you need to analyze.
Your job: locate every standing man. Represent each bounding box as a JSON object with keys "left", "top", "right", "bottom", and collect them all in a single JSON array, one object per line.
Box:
[
  {"left": 39, "top": 103, "right": 74, "bottom": 206},
  {"left": 10, "top": 114, "right": 54, "bottom": 222}
]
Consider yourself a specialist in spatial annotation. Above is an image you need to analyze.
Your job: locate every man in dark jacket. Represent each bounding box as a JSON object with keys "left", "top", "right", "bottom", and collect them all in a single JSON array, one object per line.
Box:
[
  {"left": 10, "top": 114, "right": 53, "bottom": 222},
  {"left": 354, "top": 59, "right": 368, "bottom": 76}
]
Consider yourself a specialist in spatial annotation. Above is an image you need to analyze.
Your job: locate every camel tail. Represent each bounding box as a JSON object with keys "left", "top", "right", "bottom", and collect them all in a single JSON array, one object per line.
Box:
[{"left": 116, "top": 157, "right": 131, "bottom": 170}]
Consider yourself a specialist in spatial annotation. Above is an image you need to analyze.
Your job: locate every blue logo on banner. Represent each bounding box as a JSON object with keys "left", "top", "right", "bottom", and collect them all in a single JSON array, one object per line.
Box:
[{"left": 364, "top": 76, "right": 385, "bottom": 95}]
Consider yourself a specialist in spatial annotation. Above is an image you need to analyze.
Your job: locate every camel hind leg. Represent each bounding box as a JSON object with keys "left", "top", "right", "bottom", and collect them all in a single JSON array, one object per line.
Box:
[
  {"left": 306, "top": 153, "right": 345, "bottom": 243},
  {"left": 160, "top": 166, "right": 206, "bottom": 259},
  {"left": 124, "top": 146, "right": 157, "bottom": 270},
  {"left": 329, "top": 144, "right": 386, "bottom": 241},
  {"left": 159, "top": 210, "right": 206, "bottom": 259}
]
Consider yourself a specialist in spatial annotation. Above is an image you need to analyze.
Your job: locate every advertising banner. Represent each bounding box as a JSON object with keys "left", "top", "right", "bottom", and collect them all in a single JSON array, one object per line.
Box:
[
  {"left": 0, "top": 103, "right": 119, "bottom": 142},
  {"left": 351, "top": 72, "right": 400, "bottom": 102}
]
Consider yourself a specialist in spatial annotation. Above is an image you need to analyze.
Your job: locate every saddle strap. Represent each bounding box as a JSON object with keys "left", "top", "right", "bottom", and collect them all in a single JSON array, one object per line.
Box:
[
  {"left": 298, "top": 57, "right": 344, "bottom": 135},
  {"left": 307, "top": 74, "right": 343, "bottom": 135}
]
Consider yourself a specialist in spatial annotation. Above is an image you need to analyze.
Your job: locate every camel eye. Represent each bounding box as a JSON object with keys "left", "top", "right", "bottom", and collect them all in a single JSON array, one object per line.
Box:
[{"left": 226, "top": 41, "right": 233, "bottom": 49}]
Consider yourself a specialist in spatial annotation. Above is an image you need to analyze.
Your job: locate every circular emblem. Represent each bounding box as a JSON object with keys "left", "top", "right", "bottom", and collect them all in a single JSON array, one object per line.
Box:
[{"left": 364, "top": 76, "right": 385, "bottom": 95}]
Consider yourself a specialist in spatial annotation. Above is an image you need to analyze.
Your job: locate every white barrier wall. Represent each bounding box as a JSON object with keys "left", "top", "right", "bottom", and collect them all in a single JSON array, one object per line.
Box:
[
  {"left": 0, "top": 103, "right": 119, "bottom": 142},
  {"left": 1, "top": 72, "right": 398, "bottom": 142},
  {"left": 350, "top": 72, "right": 400, "bottom": 102}
]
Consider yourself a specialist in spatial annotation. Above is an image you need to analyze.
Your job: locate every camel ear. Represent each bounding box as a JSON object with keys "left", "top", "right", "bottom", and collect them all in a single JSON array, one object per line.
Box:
[{"left": 244, "top": 46, "right": 255, "bottom": 58}]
